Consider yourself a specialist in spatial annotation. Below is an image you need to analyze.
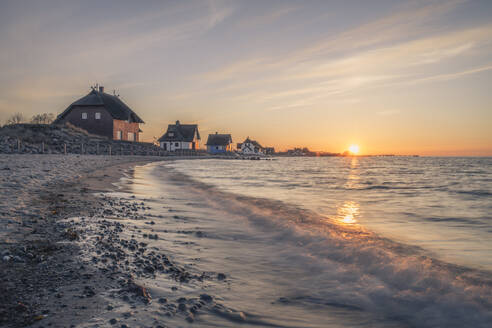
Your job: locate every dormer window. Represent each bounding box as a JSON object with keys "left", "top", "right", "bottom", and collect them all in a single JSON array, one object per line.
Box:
[
  {"left": 168, "top": 132, "right": 174, "bottom": 137},
  {"left": 95, "top": 112, "right": 101, "bottom": 119},
  {"left": 82, "top": 112, "right": 87, "bottom": 119}
]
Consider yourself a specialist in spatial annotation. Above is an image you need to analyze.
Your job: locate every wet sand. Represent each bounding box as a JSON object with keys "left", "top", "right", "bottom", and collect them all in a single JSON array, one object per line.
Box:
[{"left": 0, "top": 155, "right": 168, "bottom": 327}]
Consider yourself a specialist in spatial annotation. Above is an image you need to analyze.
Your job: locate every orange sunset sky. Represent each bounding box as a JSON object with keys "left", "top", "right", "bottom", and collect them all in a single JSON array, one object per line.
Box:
[{"left": 0, "top": 0, "right": 491, "bottom": 155}]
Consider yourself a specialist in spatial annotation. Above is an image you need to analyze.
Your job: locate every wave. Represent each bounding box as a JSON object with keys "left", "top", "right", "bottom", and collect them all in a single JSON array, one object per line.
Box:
[
  {"left": 157, "top": 166, "right": 492, "bottom": 328},
  {"left": 455, "top": 190, "right": 492, "bottom": 197}
]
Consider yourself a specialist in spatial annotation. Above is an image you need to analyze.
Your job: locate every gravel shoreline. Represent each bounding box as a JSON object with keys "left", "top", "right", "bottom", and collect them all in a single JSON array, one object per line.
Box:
[{"left": 0, "top": 155, "right": 165, "bottom": 327}]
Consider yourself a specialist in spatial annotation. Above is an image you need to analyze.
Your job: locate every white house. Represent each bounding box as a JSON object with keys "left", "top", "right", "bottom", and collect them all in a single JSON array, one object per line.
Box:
[
  {"left": 158, "top": 120, "right": 200, "bottom": 151},
  {"left": 237, "top": 137, "right": 264, "bottom": 155}
]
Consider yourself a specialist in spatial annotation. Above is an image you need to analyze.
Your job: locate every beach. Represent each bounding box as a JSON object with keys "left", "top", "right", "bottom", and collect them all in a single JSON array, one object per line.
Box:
[
  {"left": 0, "top": 155, "right": 167, "bottom": 327},
  {"left": 1, "top": 155, "right": 491, "bottom": 328}
]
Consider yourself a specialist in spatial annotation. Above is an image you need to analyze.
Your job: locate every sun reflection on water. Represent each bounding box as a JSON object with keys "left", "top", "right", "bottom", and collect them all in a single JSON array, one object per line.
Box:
[
  {"left": 336, "top": 201, "right": 360, "bottom": 225},
  {"left": 344, "top": 157, "right": 360, "bottom": 190}
]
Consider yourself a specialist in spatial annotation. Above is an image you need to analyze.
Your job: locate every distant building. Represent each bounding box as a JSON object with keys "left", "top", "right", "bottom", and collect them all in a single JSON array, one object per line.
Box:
[
  {"left": 54, "top": 86, "right": 144, "bottom": 142},
  {"left": 264, "top": 147, "right": 275, "bottom": 155},
  {"left": 237, "top": 137, "right": 264, "bottom": 155},
  {"left": 158, "top": 121, "right": 200, "bottom": 151},
  {"left": 206, "top": 132, "right": 233, "bottom": 154}
]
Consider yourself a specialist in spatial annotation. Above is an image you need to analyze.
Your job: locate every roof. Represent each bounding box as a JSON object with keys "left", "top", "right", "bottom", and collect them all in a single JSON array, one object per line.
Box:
[
  {"left": 158, "top": 121, "right": 200, "bottom": 142},
  {"left": 54, "top": 89, "right": 144, "bottom": 123},
  {"left": 243, "top": 137, "right": 263, "bottom": 149},
  {"left": 206, "top": 133, "right": 232, "bottom": 146}
]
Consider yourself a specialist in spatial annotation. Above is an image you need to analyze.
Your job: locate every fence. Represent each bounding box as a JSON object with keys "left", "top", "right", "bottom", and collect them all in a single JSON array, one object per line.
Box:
[{"left": 3, "top": 137, "right": 207, "bottom": 157}]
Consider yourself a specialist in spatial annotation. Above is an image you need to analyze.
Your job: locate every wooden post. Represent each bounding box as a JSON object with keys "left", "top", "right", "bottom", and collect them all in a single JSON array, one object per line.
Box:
[
  {"left": 64, "top": 143, "right": 67, "bottom": 155},
  {"left": 42, "top": 142, "right": 45, "bottom": 154},
  {"left": 109, "top": 145, "right": 112, "bottom": 156},
  {"left": 17, "top": 138, "right": 21, "bottom": 152}
]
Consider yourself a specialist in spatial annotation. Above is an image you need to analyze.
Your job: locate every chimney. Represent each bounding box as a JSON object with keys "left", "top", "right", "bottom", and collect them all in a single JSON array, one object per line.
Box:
[
  {"left": 215, "top": 131, "right": 218, "bottom": 134},
  {"left": 175, "top": 120, "right": 180, "bottom": 125},
  {"left": 99, "top": 86, "right": 104, "bottom": 93}
]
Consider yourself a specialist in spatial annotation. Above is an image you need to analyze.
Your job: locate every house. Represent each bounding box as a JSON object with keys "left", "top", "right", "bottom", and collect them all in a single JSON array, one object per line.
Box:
[
  {"left": 54, "top": 86, "right": 144, "bottom": 141},
  {"left": 158, "top": 121, "right": 200, "bottom": 151},
  {"left": 237, "top": 137, "right": 264, "bottom": 155},
  {"left": 206, "top": 132, "right": 233, "bottom": 154},
  {"left": 264, "top": 147, "right": 275, "bottom": 155}
]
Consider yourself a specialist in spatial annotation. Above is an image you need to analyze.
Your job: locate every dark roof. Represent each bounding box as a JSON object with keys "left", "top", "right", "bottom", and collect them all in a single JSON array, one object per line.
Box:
[
  {"left": 158, "top": 121, "right": 200, "bottom": 142},
  {"left": 206, "top": 133, "right": 232, "bottom": 146},
  {"left": 54, "top": 89, "right": 144, "bottom": 123},
  {"left": 243, "top": 137, "right": 263, "bottom": 149}
]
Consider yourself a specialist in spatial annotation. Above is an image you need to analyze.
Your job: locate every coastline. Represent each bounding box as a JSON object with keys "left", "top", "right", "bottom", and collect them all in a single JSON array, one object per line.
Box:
[
  {"left": 0, "top": 155, "right": 165, "bottom": 327},
  {"left": 2, "top": 155, "right": 491, "bottom": 327}
]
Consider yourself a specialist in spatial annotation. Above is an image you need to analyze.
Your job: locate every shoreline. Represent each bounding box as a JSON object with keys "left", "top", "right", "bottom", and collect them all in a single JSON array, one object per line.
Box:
[
  {"left": 0, "top": 155, "right": 165, "bottom": 327},
  {"left": 2, "top": 155, "right": 491, "bottom": 327}
]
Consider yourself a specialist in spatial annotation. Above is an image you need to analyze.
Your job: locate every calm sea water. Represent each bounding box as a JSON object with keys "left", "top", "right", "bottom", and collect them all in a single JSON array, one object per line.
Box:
[
  {"left": 116, "top": 157, "right": 492, "bottom": 327},
  {"left": 168, "top": 157, "right": 492, "bottom": 271}
]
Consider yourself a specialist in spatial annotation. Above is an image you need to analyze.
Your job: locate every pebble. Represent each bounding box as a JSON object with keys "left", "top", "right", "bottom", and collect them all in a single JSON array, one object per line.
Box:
[{"left": 200, "top": 294, "right": 213, "bottom": 303}]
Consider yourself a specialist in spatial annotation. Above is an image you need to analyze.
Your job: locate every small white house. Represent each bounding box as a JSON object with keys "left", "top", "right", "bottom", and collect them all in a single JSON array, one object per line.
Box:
[
  {"left": 237, "top": 137, "right": 264, "bottom": 155},
  {"left": 158, "top": 120, "right": 200, "bottom": 151}
]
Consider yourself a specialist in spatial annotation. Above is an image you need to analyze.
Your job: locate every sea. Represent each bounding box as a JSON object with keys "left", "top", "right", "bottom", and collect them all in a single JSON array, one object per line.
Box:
[{"left": 111, "top": 156, "right": 492, "bottom": 327}]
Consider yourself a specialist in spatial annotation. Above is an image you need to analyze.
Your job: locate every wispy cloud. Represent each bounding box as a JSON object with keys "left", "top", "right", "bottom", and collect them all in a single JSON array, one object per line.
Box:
[
  {"left": 207, "top": 0, "right": 235, "bottom": 28},
  {"left": 291, "top": 0, "right": 467, "bottom": 61},
  {"left": 199, "top": 0, "right": 469, "bottom": 82},
  {"left": 405, "top": 64, "right": 492, "bottom": 85},
  {"left": 194, "top": 19, "right": 492, "bottom": 112}
]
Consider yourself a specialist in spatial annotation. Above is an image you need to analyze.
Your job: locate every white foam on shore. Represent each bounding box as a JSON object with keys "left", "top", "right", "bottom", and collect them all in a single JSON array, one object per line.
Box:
[{"left": 148, "top": 164, "right": 492, "bottom": 328}]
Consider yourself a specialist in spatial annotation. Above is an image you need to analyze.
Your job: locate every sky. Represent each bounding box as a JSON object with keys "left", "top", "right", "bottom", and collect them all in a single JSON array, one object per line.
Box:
[{"left": 0, "top": 0, "right": 491, "bottom": 155}]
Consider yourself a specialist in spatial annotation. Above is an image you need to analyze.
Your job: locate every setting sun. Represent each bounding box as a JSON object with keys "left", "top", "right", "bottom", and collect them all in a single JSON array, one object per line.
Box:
[{"left": 349, "top": 144, "right": 360, "bottom": 155}]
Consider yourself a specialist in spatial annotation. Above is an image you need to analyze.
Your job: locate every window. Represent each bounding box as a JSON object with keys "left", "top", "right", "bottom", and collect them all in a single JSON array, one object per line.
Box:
[
  {"left": 95, "top": 112, "right": 101, "bottom": 120},
  {"left": 175, "top": 142, "right": 179, "bottom": 147},
  {"left": 82, "top": 112, "right": 87, "bottom": 119},
  {"left": 128, "top": 132, "right": 135, "bottom": 141},
  {"left": 168, "top": 132, "right": 174, "bottom": 137},
  {"left": 216, "top": 146, "right": 219, "bottom": 150},
  {"left": 116, "top": 131, "right": 122, "bottom": 140}
]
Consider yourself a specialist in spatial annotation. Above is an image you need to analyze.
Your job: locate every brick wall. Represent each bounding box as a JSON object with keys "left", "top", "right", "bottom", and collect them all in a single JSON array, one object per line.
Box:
[{"left": 113, "top": 119, "right": 140, "bottom": 142}]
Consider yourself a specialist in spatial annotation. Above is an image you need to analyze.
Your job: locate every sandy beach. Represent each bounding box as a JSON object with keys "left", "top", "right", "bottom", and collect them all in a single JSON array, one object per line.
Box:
[{"left": 0, "top": 155, "right": 167, "bottom": 327}]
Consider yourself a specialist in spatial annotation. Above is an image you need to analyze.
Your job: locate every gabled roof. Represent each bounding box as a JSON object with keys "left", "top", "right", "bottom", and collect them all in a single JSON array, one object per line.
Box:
[
  {"left": 54, "top": 89, "right": 144, "bottom": 123},
  {"left": 206, "top": 133, "right": 232, "bottom": 146},
  {"left": 242, "top": 137, "right": 263, "bottom": 149},
  {"left": 158, "top": 121, "right": 200, "bottom": 142}
]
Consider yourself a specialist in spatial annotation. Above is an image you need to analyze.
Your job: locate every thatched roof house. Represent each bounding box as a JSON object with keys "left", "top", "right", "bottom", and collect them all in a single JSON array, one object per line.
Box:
[
  {"left": 54, "top": 86, "right": 144, "bottom": 141},
  {"left": 206, "top": 132, "right": 233, "bottom": 154},
  {"left": 158, "top": 120, "right": 200, "bottom": 151}
]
